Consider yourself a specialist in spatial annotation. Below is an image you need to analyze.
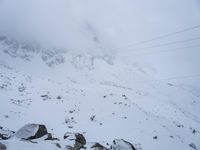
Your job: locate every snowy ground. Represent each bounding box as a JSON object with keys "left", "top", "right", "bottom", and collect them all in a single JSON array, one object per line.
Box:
[
  {"left": 0, "top": 0, "right": 200, "bottom": 149},
  {"left": 0, "top": 40, "right": 200, "bottom": 149}
]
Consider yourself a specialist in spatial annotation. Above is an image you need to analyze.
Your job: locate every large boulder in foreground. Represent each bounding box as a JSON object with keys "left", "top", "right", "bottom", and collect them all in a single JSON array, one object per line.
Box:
[
  {"left": 64, "top": 132, "right": 86, "bottom": 150},
  {"left": 111, "top": 139, "right": 136, "bottom": 150},
  {"left": 0, "top": 126, "right": 15, "bottom": 140},
  {"left": 15, "top": 124, "right": 48, "bottom": 140},
  {"left": 0, "top": 142, "right": 7, "bottom": 150}
]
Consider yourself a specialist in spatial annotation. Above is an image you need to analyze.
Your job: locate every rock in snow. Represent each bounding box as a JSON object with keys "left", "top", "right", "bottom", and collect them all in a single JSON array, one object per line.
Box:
[
  {"left": 0, "top": 142, "right": 7, "bottom": 150},
  {"left": 189, "top": 143, "right": 197, "bottom": 150},
  {"left": 0, "top": 124, "right": 138, "bottom": 150},
  {"left": 0, "top": 126, "right": 15, "bottom": 140},
  {"left": 44, "top": 133, "right": 59, "bottom": 141},
  {"left": 112, "top": 139, "right": 136, "bottom": 150},
  {"left": 90, "top": 143, "right": 108, "bottom": 150},
  {"left": 15, "top": 124, "right": 48, "bottom": 140},
  {"left": 64, "top": 132, "right": 86, "bottom": 150}
]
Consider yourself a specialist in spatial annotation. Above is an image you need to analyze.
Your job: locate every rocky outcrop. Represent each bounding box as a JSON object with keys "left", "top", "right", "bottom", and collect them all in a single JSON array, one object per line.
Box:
[
  {"left": 64, "top": 132, "right": 86, "bottom": 150},
  {"left": 111, "top": 139, "right": 136, "bottom": 150},
  {"left": 0, "top": 126, "right": 15, "bottom": 140},
  {"left": 0, "top": 35, "right": 65, "bottom": 67},
  {"left": 0, "top": 124, "right": 138, "bottom": 150},
  {"left": 90, "top": 143, "right": 108, "bottom": 150},
  {"left": 15, "top": 124, "right": 48, "bottom": 140}
]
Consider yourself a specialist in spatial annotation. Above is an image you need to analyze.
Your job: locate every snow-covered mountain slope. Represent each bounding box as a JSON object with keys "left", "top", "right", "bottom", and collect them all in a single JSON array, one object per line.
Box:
[
  {"left": 0, "top": 35, "right": 200, "bottom": 150},
  {"left": 0, "top": 0, "right": 200, "bottom": 150}
]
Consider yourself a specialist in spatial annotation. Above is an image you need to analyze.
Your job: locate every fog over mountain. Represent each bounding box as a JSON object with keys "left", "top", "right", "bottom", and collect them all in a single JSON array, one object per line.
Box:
[{"left": 0, "top": 1, "right": 200, "bottom": 150}]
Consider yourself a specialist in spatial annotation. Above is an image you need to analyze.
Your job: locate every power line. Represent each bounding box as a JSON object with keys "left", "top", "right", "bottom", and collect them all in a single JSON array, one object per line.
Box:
[
  {"left": 110, "top": 24, "right": 200, "bottom": 51},
  {"left": 134, "top": 73, "right": 200, "bottom": 83},
  {"left": 131, "top": 44, "right": 200, "bottom": 56},
  {"left": 130, "top": 37, "right": 200, "bottom": 51},
  {"left": 102, "top": 73, "right": 200, "bottom": 90}
]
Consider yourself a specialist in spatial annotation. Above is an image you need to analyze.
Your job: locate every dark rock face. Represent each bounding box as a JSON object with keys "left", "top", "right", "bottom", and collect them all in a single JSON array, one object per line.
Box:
[
  {"left": 90, "top": 143, "right": 108, "bottom": 150},
  {"left": 0, "top": 126, "right": 15, "bottom": 140},
  {"left": 15, "top": 124, "right": 48, "bottom": 140},
  {"left": 74, "top": 133, "right": 86, "bottom": 146},
  {"left": 30, "top": 125, "right": 48, "bottom": 139},
  {"left": 112, "top": 139, "right": 136, "bottom": 150},
  {"left": 64, "top": 132, "right": 86, "bottom": 150},
  {"left": 0, "top": 142, "right": 6, "bottom": 150}
]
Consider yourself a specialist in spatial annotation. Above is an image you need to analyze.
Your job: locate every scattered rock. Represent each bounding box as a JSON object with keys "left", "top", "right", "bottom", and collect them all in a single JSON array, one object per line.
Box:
[
  {"left": 10, "top": 98, "right": 32, "bottom": 106},
  {"left": 189, "top": 143, "right": 197, "bottom": 150},
  {"left": 122, "top": 95, "right": 128, "bottom": 99},
  {"left": 153, "top": 136, "right": 158, "bottom": 139},
  {"left": 112, "top": 139, "right": 136, "bottom": 150},
  {"left": 65, "top": 118, "right": 76, "bottom": 128},
  {"left": 69, "top": 110, "right": 75, "bottom": 114},
  {"left": 44, "top": 133, "right": 59, "bottom": 141},
  {"left": 167, "top": 83, "right": 174, "bottom": 86},
  {"left": 90, "top": 115, "right": 96, "bottom": 121},
  {"left": 15, "top": 124, "right": 48, "bottom": 140},
  {"left": 0, "top": 142, "right": 6, "bottom": 150},
  {"left": 68, "top": 126, "right": 74, "bottom": 129},
  {"left": 55, "top": 143, "right": 62, "bottom": 149},
  {"left": 192, "top": 129, "right": 196, "bottom": 134},
  {"left": 0, "top": 84, "right": 9, "bottom": 90},
  {"left": 90, "top": 143, "right": 108, "bottom": 150},
  {"left": 0, "top": 126, "right": 15, "bottom": 140},
  {"left": 176, "top": 124, "right": 184, "bottom": 128},
  {"left": 41, "top": 95, "right": 50, "bottom": 101},
  {"left": 4, "top": 115, "right": 9, "bottom": 119},
  {"left": 18, "top": 84, "right": 26, "bottom": 92},
  {"left": 57, "top": 96, "right": 62, "bottom": 99},
  {"left": 64, "top": 132, "right": 86, "bottom": 150}
]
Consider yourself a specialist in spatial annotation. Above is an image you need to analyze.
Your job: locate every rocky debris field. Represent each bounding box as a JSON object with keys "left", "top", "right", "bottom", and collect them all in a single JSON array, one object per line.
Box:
[{"left": 0, "top": 124, "right": 137, "bottom": 150}]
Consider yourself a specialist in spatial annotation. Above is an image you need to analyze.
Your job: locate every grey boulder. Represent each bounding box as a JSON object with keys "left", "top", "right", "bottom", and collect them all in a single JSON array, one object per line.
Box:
[
  {"left": 90, "top": 143, "right": 108, "bottom": 150},
  {"left": 64, "top": 132, "right": 86, "bottom": 150},
  {"left": 111, "top": 139, "right": 136, "bottom": 150},
  {"left": 0, "top": 126, "right": 15, "bottom": 140},
  {"left": 15, "top": 124, "right": 48, "bottom": 140}
]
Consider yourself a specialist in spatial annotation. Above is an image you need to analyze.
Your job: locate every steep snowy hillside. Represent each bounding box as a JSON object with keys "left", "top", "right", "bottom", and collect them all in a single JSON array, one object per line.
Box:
[
  {"left": 0, "top": 0, "right": 200, "bottom": 150},
  {"left": 1, "top": 34, "right": 200, "bottom": 150}
]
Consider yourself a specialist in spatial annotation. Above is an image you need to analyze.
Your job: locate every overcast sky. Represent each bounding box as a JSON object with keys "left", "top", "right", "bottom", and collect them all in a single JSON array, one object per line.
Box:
[
  {"left": 0, "top": 0, "right": 199, "bottom": 49},
  {"left": 0, "top": 0, "right": 200, "bottom": 77}
]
